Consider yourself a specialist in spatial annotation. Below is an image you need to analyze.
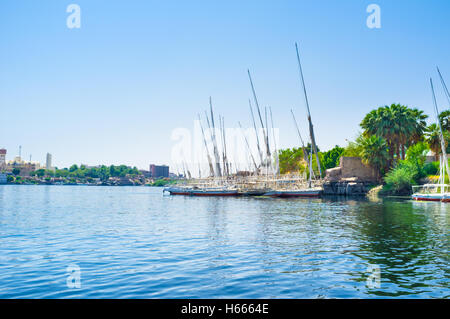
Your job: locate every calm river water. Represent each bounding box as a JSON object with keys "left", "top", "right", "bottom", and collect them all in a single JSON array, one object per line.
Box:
[{"left": 0, "top": 185, "right": 448, "bottom": 298}]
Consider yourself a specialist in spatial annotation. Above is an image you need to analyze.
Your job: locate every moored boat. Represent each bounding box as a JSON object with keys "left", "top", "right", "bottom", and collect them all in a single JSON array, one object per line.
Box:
[
  {"left": 411, "top": 184, "right": 450, "bottom": 202},
  {"left": 411, "top": 77, "right": 450, "bottom": 203},
  {"left": 239, "top": 189, "right": 270, "bottom": 196},
  {"left": 163, "top": 186, "right": 239, "bottom": 196},
  {"left": 163, "top": 186, "right": 192, "bottom": 195},
  {"left": 190, "top": 188, "right": 239, "bottom": 196},
  {"left": 264, "top": 188, "right": 322, "bottom": 198}
]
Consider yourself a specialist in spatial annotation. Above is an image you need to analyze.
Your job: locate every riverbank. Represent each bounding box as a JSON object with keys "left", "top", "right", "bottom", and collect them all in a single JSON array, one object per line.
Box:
[{"left": 3, "top": 175, "right": 178, "bottom": 187}]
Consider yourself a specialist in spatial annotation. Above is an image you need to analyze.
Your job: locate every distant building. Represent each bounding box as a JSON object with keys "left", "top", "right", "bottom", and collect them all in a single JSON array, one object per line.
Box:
[
  {"left": 0, "top": 149, "right": 6, "bottom": 167},
  {"left": 139, "top": 170, "right": 152, "bottom": 178},
  {"left": 5, "top": 154, "right": 41, "bottom": 176},
  {"left": 46, "top": 153, "right": 52, "bottom": 170},
  {"left": 149, "top": 164, "right": 169, "bottom": 178},
  {"left": 0, "top": 173, "right": 6, "bottom": 184}
]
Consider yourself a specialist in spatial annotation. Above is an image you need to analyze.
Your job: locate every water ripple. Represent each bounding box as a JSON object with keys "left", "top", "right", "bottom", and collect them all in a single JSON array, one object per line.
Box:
[{"left": 0, "top": 185, "right": 448, "bottom": 298}]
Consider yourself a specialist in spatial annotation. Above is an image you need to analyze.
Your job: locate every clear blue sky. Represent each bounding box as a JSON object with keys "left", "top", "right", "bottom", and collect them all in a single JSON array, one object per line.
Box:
[{"left": 1, "top": 0, "right": 449, "bottom": 170}]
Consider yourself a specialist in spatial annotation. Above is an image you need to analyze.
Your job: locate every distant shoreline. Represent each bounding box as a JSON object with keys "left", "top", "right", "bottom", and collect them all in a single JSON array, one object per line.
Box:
[{"left": 0, "top": 183, "right": 167, "bottom": 187}]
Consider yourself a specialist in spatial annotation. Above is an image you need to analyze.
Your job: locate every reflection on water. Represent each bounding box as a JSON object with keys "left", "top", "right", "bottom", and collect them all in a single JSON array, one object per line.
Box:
[{"left": 0, "top": 185, "right": 448, "bottom": 298}]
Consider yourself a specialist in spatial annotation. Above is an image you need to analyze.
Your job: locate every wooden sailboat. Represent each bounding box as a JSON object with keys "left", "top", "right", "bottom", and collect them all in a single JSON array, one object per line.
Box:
[
  {"left": 263, "top": 152, "right": 322, "bottom": 198},
  {"left": 412, "top": 77, "right": 450, "bottom": 202},
  {"left": 165, "top": 45, "right": 326, "bottom": 198},
  {"left": 264, "top": 43, "right": 323, "bottom": 198}
]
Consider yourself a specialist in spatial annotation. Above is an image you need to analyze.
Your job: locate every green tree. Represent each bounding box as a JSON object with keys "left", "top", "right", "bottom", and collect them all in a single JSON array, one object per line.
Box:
[
  {"left": 322, "top": 145, "right": 344, "bottom": 169},
  {"left": 35, "top": 169, "right": 46, "bottom": 177},
  {"left": 86, "top": 167, "right": 99, "bottom": 178},
  {"left": 359, "top": 135, "right": 389, "bottom": 180},
  {"left": 361, "top": 104, "right": 428, "bottom": 165},
  {"left": 98, "top": 165, "right": 110, "bottom": 181},
  {"left": 12, "top": 168, "right": 20, "bottom": 176},
  {"left": 438, "top": 109, "right": 450, "bottom": 132},
  {"left": 305, "top": 143, "right": 320, "bottom": 154},
  {"left": 425, "top": 123, "right": 450, "bottom": 161},
  {"left": 129, "top": 166, "right": 140, "bottom": 175},
  {"left": 343, "top": 133, "right": 368, "bottom": 157},
  {"left": 405, "top": 142, "right": 428, "bottom": 167},
  {"left": 55, "top": 168, "right": 69, "bottom": 178},
  {"left": 109, "top": 165, "right": 118, "bottom": 177},
  {"left": 278, "top": 148, "right": 306, "bottom": 174},
  {"left": 45, "top": 169, "right": 55, "bottom": 177}
]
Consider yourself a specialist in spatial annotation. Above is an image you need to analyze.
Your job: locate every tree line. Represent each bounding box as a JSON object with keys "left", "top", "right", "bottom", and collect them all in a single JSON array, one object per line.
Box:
[{"left": 29, "top": 164, "right": 141, "bottom": 181}]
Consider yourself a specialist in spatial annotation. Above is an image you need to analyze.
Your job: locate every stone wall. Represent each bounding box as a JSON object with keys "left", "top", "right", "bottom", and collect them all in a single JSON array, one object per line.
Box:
[
  {"left": 322, "top": 180, "right": 368, "bottom": 196},
  {"left": 323, "top": 157, "right": 377, "bottom": 196},
  {"left": 339, "top": 157, "right": 377, "bottom": 182}
]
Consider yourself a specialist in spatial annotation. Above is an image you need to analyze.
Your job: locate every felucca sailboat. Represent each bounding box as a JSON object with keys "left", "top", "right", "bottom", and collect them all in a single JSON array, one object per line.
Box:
[{"left": 412, "top": 74, "right": 450, "bottom": 202}]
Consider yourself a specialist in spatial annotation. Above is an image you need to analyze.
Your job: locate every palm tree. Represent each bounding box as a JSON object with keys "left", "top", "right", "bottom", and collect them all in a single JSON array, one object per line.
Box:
[
  {"left": 426, "top": 123, "right": 450, "bottom": 161},
  {"left": 438, "top": 109, "right": 450, "bottom": 132},
  {"left": 395, "top": 106, "right": 427, "bottom": 159},
  {"left": 359, "top": 135, "right": 390, "bottom": 181},
  {"left": 361, "top": 104, "right": 428, "bottom": 165},
  {"left": 361, "top": 106, "right": 396, "bottom": 166},
  {"left": 409, "top": 108, "right": 428, "bottom": 145}
]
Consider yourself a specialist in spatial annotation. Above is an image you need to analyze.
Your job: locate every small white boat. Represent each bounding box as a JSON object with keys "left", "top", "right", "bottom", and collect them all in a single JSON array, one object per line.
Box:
[
  {"left": 411, "top": 78, "right": 450, "bottom": 203},
  {"left": 411, "top": 184, "right": 450, "bottom": 202},
  {"left": 163, "top": 186, "right": 192, "bottom": 196}
]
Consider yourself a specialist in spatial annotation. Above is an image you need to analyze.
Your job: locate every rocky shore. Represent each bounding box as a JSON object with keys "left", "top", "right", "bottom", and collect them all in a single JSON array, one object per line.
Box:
[
  {"left": 322, "top": 157, "right": 377, "bottom": 196},
  {"left": 322, "top": 179, "right": 371, "bottom": 196}
]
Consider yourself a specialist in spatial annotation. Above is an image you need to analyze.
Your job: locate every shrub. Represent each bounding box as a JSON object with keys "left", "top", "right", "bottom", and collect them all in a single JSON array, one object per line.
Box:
[
  {"left": 322, "top": 145, "right": 344, "bottom": 169},
  {"left": 423, "top": 162, "right": 439, "bottom": 175},
  {"left": 383, "top": 164, "right": 417, "bottom": 195},
  {"left": 383, "top": 159, "right": 422, "bottom": 195}
]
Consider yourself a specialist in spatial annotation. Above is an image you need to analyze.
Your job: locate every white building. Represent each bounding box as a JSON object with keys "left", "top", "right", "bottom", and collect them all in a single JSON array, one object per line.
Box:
[
  {"left": 46, "top": 153, "right": 52, "bottom": 170},
  {"left": 0, "top": 149, "right": 6, "bottom": 168}
]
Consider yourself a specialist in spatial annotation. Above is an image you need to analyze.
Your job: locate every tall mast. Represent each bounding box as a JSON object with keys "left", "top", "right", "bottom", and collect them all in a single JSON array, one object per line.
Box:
[
  {"left": 238, "top": 121, "right": 259, "bottom": 172},
  {"left": 181, "top": 161, "right": 187, "bottom": 179},
  {"left": 295, "top": 42, "right": 321, "bottom": 177},
  {"left": 431, "top": 78, "right": 450, "bottom": 182},
  {"left": 264, "top": 106, "right": 272, "bottom": 171},
  {"left": 198, "top": 113, "right": 215, "bottom": 177},
  {"left": 437, "top": 67, "right": 450, "bottom": 107},
  {"left": 290, "top": 109, "right": 311, "bottom": 171},
  {"left": 208, "top": 97, "right": 222, "bottom": 177},
  {"left": 248, "top": 70, "right": 271, "bottom": 162},
  {"left": 308, "top": 149, "right": 313, "bottom": 188},
  {"left": 219, "top": 115, "right": 229, "bottom": 176},
  {"left": 186, "top": 162, "right": 192, "bottom": 180},
  {"left": 269, "top": 107, "right": 279, "bottom": 175},
  {"left": 249, "top": 99, "right": 264, "bottom": 167}
]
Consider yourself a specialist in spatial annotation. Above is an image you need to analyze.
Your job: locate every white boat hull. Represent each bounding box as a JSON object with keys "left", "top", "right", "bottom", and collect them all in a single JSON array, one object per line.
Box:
[{"left": 411, "top": 193, "right": 450, "bottom": 202}]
